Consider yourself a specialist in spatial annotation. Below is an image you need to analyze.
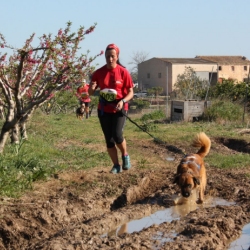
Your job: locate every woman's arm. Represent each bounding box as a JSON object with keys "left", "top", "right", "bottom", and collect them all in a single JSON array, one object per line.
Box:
[
  {"left": 88, "top": 82, "right": 97, "bottom": 96},
  {"left": 122, "top": 87, "right": 134, "bottom": 103},
  {"left": 116, "top": 87, "right": 134, "bottom": 111}
]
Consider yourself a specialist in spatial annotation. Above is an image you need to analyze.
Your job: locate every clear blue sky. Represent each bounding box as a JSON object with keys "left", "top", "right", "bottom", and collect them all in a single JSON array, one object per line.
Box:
[{"left": 1, "top": 0, "right": 250, "bottom": 71}]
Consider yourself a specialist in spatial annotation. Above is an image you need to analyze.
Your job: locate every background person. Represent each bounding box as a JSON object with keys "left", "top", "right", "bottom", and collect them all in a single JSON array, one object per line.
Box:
[
  {"left": 76, "top": 79, "right": 91, "bottom": 119},
  {"left": 88, "top": 43, "right": 134, "bottom": 174}
]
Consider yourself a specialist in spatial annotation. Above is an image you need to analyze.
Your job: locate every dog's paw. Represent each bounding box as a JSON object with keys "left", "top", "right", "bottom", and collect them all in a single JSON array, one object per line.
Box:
[{"left": 196, "top": 199, "right": 203, "bottom": 204}]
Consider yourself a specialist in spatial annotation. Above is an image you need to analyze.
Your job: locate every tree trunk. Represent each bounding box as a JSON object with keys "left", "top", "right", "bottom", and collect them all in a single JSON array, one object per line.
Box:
[
  {"left": 10, "top": 122, "right": 28, "bottom": 143},
  {"left": 0, "top": 108, "right": 19, "bottom": 153},
  {"left": 0, "top": 99, "right": 38, "bottom": 153},
  {"left": 0, "top": 123, "right": 11, "bottom": 153},
  {"left": 0, "top": 105, "right": 5, "bottom": 120},
  {"left": 10, "top": 123, "right": 20, "bottom": 144},
  {"left": 20, "top": 122, "right": 28, "bottom": 140}
]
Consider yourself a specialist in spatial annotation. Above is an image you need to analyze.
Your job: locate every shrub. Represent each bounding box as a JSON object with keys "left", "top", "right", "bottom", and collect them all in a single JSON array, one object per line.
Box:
[
  {"left": 136, "top": 110, "right": 166, "bottom": 133},
  {"left": 130, "top": 99, "right": 150, "bottom": 109},
  {"left": 202, "top": 80, "right": 247, "bottom": 102},
  {"left": 203, "top": 100, "right": 242, "bottom": 122},
  {"left": 140, "top": 110, "right": 165, "bottom": 122}
]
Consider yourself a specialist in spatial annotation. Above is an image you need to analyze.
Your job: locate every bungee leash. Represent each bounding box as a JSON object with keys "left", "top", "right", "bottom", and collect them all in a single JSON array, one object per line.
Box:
[
  {"left": 98, "top": 96, "right": 185, "bottom": 156},
  {"left": 121, "top": 110, "right": 185, "bottom": 156}
]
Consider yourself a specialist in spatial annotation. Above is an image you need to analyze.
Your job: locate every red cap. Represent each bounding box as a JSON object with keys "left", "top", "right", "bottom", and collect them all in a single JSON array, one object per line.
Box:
[{"left": 106, "top": 44, "right": 120, "bottom": 55}]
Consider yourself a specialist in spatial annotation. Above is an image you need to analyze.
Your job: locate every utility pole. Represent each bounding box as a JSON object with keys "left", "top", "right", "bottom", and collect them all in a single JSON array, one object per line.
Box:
[
  {"left": 243, "top": 66, "right": 250, "bottom": 123},
  {"left": 166, "top": 66, "right": 169, "bottom": 118}
]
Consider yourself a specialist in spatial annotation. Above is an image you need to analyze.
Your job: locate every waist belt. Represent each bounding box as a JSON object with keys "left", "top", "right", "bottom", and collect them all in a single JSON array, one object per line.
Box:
[{"left": 99, "top": 97, "right": 122, "bottom": 115}]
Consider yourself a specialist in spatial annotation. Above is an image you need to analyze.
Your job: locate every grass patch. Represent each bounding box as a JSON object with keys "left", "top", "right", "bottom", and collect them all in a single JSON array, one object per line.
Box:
[
  {"left": 208, "top": 153, "right": 250, "bottom": 169},
  {"left": 0, "top": 106, "right": 249, "bottom": 197},
  {"left": 0, "top": 150, "right": 56, "bottom": 197}
]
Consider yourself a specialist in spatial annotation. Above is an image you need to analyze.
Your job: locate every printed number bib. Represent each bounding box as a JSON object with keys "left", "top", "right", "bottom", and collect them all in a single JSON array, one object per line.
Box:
[
  {"left": 100, "top": 88, "right": 117, "bottom": 102},
  {"left": 81, "top": 92, "right": 89, "bottom": 99}
]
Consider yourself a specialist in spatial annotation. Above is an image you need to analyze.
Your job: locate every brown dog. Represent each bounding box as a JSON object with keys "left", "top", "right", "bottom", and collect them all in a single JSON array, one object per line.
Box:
[
  {"left": 76, "top": 104, "right": 85, "bottom": 120},
  {"left": 173, "top": 132, "right": 211, "bottom": 204}
]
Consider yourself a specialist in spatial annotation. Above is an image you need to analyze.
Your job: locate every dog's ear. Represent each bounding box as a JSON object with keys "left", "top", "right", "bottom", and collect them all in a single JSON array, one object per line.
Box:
[
  {"left": 173, "top": 175, "right": 179, "bottom": 184},
  {"left": 193, "top": 176, "right": 200, "bottom": 185}
]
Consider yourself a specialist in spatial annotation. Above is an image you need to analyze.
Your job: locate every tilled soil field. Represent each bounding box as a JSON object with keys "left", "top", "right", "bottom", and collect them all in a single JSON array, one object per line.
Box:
[{"left": 0, "top": 135, "right": 250, "bottom": 250}]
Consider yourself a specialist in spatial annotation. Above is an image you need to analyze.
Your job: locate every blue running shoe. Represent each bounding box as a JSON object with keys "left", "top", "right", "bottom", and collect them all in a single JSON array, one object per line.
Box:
[
  {"left": 122, "top": 155, "right": 131, "bottom": 170},
  {"left": 110, "top": 164, "right": 122, "bottom": 174}
]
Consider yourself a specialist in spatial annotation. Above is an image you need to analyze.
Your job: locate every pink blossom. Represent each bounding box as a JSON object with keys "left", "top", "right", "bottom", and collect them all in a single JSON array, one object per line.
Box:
[
  {"left": 58, "top": 29, "right": 63, "bottom": 36},
  {"left": 64, "top": 85, "right": 71, "bottom": 90},
  {"left": 48, "top": 93, "right": 54, "bottom": 99}
]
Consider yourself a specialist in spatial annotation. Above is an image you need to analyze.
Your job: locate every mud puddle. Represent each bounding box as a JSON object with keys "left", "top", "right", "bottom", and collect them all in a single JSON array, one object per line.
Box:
[
  {"left": 229, "top": 223, "right": 250, "bottom": 250},
  {"left": 105, "top": 195, "right": 235, "bottom": 237}
]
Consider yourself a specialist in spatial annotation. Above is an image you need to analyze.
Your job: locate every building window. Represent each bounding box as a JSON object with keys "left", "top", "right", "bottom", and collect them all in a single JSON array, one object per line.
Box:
[
  {"left": 218, "top": 66, "right": 222, "bottom": 71},
  {"left": 158, "top": 73, "right": 161, "bottom": 78},
  {"left": 231, "top": 66, "right": 235, "bottom": 71},
  {"left": 147, "top": 73, "right": 150, "bottom": 78},
  {"left": 244, "top": 66, "right": 248, "bottom": 71}
]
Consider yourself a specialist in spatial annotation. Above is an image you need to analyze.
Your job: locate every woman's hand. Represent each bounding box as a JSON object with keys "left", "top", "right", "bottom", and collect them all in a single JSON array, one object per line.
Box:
[
  {"left": 90, "top": 81, "right": 97, "bottom": 90},
  {"left": 88, "top": 82, "right": 97, "bottom": 95},
  {"left": 116, "top": 100, "right": 124, "bottom": 111}
]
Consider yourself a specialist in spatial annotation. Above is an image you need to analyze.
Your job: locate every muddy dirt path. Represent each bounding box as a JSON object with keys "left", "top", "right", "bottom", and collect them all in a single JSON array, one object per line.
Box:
[{"left": 0, "top": 136, "right": 250, "bottom": 249}]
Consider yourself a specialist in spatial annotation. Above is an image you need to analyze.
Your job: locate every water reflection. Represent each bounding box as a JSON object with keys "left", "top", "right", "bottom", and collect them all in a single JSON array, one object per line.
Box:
[
  {"left": 106, "top": 195, "right": 234, "bottom": 236},
  {"left": 104, "top": 196, "right": 250, "bottom": 249},
  {"left": 108, "top": 223, "right": 128, "bottom": 237},
  {"left": 229, "top": 223, "right": 250, "bottom": 250}
]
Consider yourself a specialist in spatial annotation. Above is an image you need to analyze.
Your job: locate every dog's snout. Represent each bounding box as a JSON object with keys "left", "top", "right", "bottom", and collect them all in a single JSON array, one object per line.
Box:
[{"left": 183, "top": 192, "right": 190, "bottom": 197}]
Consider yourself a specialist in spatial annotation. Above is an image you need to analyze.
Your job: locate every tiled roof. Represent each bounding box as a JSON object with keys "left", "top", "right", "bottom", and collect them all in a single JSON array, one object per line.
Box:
[
  {"left": 196, "top": 56, "right": 250, "bottom": 65},
  {"left": 157, "top": 57, "right": 216, "bottom": 64}
]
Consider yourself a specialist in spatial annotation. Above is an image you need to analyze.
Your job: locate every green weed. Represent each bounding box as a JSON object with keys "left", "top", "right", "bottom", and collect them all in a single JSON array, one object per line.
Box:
[
  {"left": 137, "top": 158, "right": 150, "bottom": 169},
  {"left": 0, "top": 151, "right": 56, "bottom": 197},
  {"left": 208, "top": 153, "right": 250, "bottom": 169}
]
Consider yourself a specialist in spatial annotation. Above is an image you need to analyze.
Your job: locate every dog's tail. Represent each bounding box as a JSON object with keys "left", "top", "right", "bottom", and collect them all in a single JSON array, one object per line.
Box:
[{"left": 192, "top": 132, "right": 211, "bottom": 158}]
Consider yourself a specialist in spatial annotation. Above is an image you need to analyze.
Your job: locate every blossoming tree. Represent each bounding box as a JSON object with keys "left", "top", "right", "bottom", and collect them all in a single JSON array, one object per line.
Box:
[{"left": 0, "top": 21, "right": 103, "bottom": 153}]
